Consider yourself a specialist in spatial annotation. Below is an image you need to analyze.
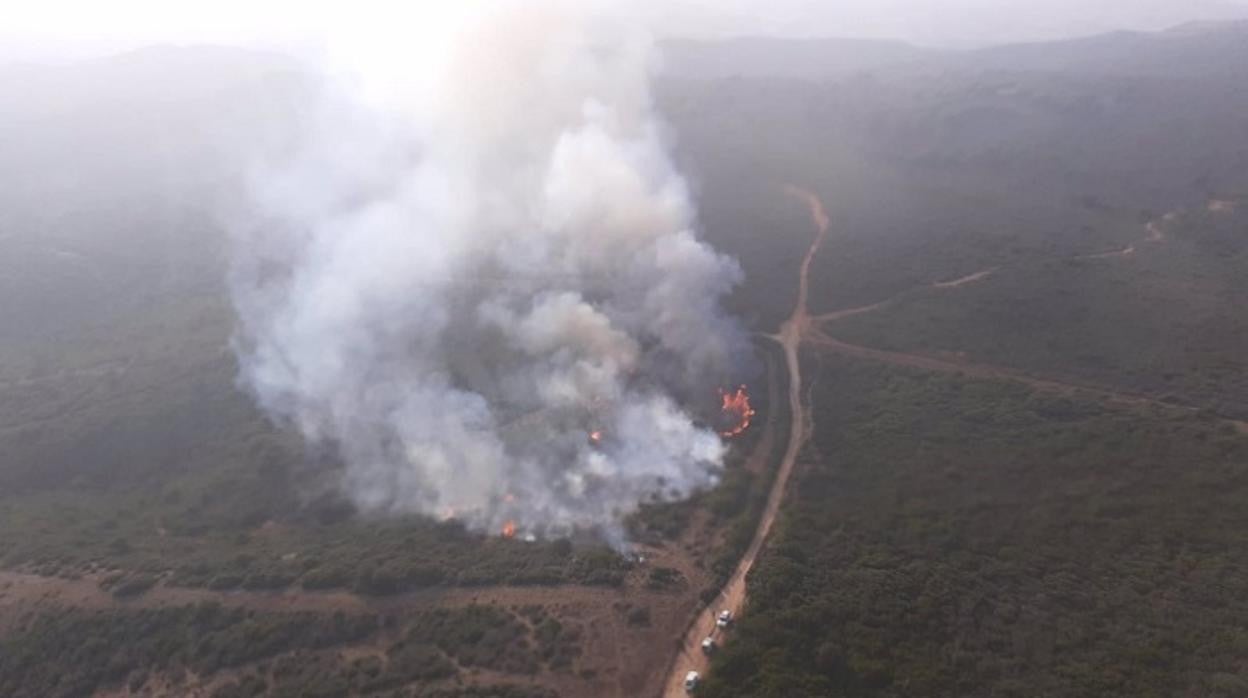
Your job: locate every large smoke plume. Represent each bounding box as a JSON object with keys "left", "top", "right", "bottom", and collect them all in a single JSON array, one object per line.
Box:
[{"left": 229, "top": 1, "right": 749, "bottom": 540}]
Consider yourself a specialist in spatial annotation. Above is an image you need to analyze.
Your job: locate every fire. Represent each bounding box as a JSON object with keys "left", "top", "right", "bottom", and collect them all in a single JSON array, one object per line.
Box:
[
  {"left": 501, "top": 520, "right": 517, "bottom": 538},
  {"left": 589, "top": 430, "right": 603, "bottom": 445},
  {"left": 718, "top": 385, "right": 756, "bottom": 438}
]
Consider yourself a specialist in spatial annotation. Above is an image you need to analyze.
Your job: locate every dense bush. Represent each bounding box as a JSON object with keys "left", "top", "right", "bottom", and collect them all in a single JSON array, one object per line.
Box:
[
  {"left": 703, "top": 360, "right": 1248, "bottom": 697},
  {"left": 0, "top": 603, "right": 377, "bottom": 698},
  {"left": 405, "top": 605, "right": 539, "bottom": 674},
  {"left": 830, "top": 205, "right": 1248, "bottom": 420}
]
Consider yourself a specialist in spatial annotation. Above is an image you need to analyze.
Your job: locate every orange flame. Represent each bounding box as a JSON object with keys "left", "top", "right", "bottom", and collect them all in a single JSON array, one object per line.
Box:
[
  {"left": 501, "top": 520, "right": 517, "bottom": 538},
  {"left": 718, "top": 385, "right": 756, "bottom": 438},
  {"left": 589, "top": 430, "right": 603, "bottom": 445}
]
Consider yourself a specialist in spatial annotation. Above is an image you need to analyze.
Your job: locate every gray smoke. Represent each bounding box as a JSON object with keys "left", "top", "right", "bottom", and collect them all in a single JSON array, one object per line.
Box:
[{"left": 229, "top": 2, "right": 748, "bottom": 540}]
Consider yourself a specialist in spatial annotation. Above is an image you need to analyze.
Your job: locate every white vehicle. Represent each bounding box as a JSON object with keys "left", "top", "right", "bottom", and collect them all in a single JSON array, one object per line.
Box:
[
  {"left": 684, "top": 671, "right": 701, "bottom": 692},
  {"left": 701, "top": 637, "right": 716, "bottom": 654},
  {"left": 716, "top": 609, "right": 733, "bottom": 628}
]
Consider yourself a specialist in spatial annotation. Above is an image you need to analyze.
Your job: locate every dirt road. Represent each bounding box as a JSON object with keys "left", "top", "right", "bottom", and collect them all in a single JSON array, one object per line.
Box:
[
  {"left": 660, "top": 187, "right": 828, "bottom": 697},
  {"left": 809, "top": 202, "right": 1248, "bottom": 433},
  {"left": 0, "top": 568, "right": 679, "bottom": 617},
  {"left": 807, "top": 331, "right": 1195, "bottom": 414},
  {"left": 0, "top": 559, "right": 705, "bottom": 698},
  {"left": 932, "top": 267, "right": 998, "bottom": 289},
  {"left": 1078, "top": 217, "right": 1167, "bottom": 260}
]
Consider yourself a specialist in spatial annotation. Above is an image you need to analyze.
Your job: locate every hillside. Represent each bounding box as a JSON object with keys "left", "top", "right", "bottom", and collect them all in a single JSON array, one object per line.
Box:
[{"left": 3, "top": 22, "right": 1248, "bottom": 697}]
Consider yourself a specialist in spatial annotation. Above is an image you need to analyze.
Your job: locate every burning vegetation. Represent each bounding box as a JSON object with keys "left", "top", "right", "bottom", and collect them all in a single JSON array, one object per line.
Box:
[{"left": 717, "top": 386, "right": 756, "bottom": 438}]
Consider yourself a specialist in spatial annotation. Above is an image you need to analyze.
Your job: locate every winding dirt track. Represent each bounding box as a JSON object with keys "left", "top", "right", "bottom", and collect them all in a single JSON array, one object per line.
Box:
[
  {"left": 809, "top": 203, "right": 1248, "bottom": 434},
  {"left": 660, "top": 187, "right": 828, "bottom": 697},
  {"left": 0, "top": 569, "right": 638, "bottom": 616},
  {"left": 808, "top": 331, "right": 1207, "bottom": 416}
]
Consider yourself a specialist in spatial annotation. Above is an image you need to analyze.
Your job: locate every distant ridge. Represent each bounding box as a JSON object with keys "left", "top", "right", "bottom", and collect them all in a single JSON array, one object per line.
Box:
[
  {"left": 1162, "top": 18, "right": 1248, "bottom": 36},
  {"left": 661, "top": 21, "right": 1248, "bottom": 80},
  {"left": 659, "top": 36, "right": 933, "bottom": 80},
  {"left": 968, "top": 19, "right": 1248, "bottom": 77}
]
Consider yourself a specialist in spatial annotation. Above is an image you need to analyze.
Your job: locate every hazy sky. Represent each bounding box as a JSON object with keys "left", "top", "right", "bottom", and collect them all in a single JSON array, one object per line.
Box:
[{"left": 5, "top": 0, "right": 1248, "bottom": 61}]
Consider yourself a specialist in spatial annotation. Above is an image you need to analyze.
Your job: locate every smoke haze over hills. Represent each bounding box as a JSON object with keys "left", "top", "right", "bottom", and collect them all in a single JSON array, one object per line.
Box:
[{"left": 5, "top": 0, "right": 1248, "bottom": 62}]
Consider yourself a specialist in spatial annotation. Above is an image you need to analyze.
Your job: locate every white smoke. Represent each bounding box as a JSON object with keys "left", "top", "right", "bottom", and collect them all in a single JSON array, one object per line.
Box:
[{"left": 229, "top": 1, "right": 749, "bottom": 539}]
